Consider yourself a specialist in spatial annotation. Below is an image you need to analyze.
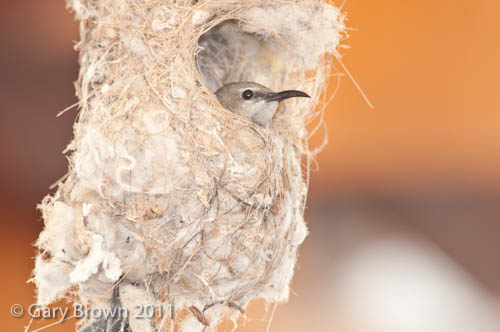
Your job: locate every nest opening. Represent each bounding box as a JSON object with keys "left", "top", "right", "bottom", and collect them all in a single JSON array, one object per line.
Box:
[{"left": 197, "top": 20, "right": 287, "bottom": 93}]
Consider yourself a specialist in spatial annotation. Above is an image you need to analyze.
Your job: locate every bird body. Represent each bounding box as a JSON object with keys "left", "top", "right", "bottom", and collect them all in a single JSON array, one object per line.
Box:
[{"left": 215, "top": 82, "right": 310, "bottom": 126}]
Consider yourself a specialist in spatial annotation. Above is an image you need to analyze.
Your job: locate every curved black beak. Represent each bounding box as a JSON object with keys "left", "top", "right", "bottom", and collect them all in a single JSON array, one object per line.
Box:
[{"left": 265, "top": 90, "right": 310, "bottom": 102}]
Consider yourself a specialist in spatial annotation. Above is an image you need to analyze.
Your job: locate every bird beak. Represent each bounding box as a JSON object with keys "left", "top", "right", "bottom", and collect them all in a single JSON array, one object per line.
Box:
[{"left": 265, "top": 90, "right": 310, "bottom": 102}]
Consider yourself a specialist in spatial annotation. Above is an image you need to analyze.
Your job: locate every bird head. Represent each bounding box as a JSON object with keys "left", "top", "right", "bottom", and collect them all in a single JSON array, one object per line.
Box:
[{"left": 215, "top": 82, "right": 310, "bottom": 126}]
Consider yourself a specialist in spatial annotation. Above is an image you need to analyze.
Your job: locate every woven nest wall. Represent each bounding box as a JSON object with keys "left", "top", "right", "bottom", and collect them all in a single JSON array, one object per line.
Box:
[{"left": 32, "top": 1, "right": 346, "bottom": 331}]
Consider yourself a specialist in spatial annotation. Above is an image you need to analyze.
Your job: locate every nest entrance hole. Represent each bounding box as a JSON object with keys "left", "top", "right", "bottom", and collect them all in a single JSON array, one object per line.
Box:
[{"left": 197, "top": 20, "right": 287, "bottom": 92}]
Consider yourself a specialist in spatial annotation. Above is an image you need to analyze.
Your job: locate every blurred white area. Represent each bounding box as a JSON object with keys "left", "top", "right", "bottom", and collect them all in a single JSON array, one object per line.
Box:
[
  {"left": 239, "top": 206, "right": 500, "bottom": 332},
  {"left": 331, "top": 233, "right": 500, "bottom": 332}
]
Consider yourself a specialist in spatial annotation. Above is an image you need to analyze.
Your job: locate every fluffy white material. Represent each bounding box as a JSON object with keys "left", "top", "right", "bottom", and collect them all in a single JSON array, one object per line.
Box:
[
  {"left": 119, "top": 284, "right": 154, "bottom": 332},
  {"left": 69, "top": 234, "right": 122, "bottom": 283}
]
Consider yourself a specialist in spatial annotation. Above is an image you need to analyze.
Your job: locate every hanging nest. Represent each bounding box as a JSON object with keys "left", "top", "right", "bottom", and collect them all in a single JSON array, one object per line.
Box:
[{"left": 32, "top": 0, "right": 346, "bottom": 331}]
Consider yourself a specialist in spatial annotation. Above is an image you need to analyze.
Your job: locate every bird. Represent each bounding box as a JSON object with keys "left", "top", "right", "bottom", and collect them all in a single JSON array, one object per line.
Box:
[{"left": 215, "top": 82, "right": 310, "bottom": 126}]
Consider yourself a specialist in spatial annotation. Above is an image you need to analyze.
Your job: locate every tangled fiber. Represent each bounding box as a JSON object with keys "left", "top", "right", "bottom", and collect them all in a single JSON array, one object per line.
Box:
[{"left": 33, "top": 0, "right": 346, "bottom": 331}]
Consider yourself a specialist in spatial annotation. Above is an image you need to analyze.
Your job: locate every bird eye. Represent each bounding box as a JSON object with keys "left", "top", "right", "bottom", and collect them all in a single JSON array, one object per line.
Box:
[{"left": 242, "top": 89, "right": 254, "bottom": 100}]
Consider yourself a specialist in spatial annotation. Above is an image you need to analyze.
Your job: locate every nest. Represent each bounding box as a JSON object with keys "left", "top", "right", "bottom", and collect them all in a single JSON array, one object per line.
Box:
[{"left": 32, "top": 1, "right": 346, "bottom": 331}]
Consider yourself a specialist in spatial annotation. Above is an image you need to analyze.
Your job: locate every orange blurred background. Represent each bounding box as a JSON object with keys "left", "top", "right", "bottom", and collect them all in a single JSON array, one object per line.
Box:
[{"left": 1, "top": 1, "right": 499, "bottom": 331}]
